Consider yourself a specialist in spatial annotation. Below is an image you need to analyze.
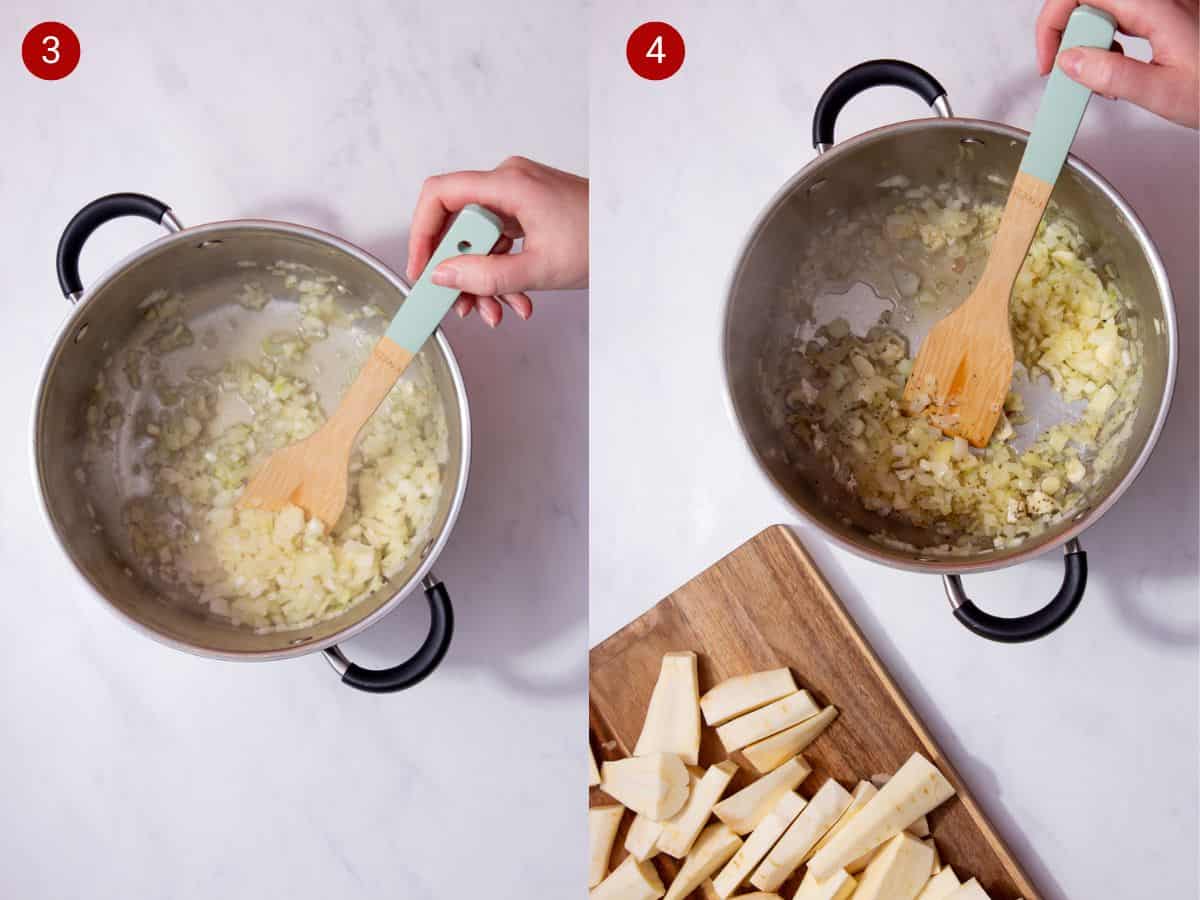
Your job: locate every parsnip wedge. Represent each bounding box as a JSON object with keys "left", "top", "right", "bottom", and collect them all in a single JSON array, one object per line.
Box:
[
  {"left": 712, "top": 791, "right": 808, "bottom": 898},
  {"left": 806, "top": 780, "right": 877, "bottom": 863},
  {"left": 662, "top": 823, "right": 743, "bottom": 900},
  {"left": 700, "top": 668, "right": 798, "bottom": 726},
  {"left": 808, "top": 753, "right": 955, "bottom": 881},
  {"left": 625, "top": 812, "right": 664, "bottom": 862},
  {"left": 852, "top": 833, "right": 934, "bottom": 900},
  {"left": 712, "top": 755, "right": 812, "bottom": 834},
  {"left": 924, "top": 838, "right": 940, "bottom": 873},
  {"left": 944, "top": 878, "right": 992, "bottom": 900},
  {"left": 601, "top": 754, "right": 691, "bottom": 821},
  {"left": 750, "top": 779, "right": 853, "bottom": 892},
  {"left": 742, "top": 705, "right": 838, "bottom": 773},
  {"left": 716, "top": 691, "right": 820, "bottom": 753},
  {"left": 634, "top": 652, "right": 702, "bottom": 766},
  {"left": 733, "top": 895, "right": 784, "bottom": 900},
  {"left": 917, "top": 866, "right": 961, "bottom": 900},
  {"left": 658, "top": 761, "right": 738, "bottom": 858},
  {"left": 794, "top": 868, "right": 858, "bottom": 900},
  {"left": 871, "top": 774, "right": 932, "bottom": 837},
  {"left": 590, "top": 854, "right": 665, "bottom": 900},
  {"left": 590, "top": 744, "right": 602, "bottom": 787},
  {"left": 589, "top": 806, "right": 625, "bottom": 887}
]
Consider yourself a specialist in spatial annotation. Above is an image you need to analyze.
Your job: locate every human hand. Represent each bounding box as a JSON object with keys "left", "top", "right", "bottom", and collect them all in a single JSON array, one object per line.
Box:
[
  {"left": 406, "top": 156, "right": 588, "bottom": 327},
  {"left": 1036, "top": 0, "right": 1199, "bottom": 129}
]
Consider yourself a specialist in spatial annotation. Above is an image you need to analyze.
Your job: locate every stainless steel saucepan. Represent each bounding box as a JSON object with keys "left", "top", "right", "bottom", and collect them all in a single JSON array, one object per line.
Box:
[
  {"left": 34, "top": 193, "right": 469, "bottom": 692},
  {"left": 723, "top": 61, "right": 1177, "bottom": 641}
]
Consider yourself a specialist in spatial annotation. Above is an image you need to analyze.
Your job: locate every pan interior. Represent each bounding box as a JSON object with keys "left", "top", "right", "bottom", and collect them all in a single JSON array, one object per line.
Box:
[
  {"left": 36, "top": 225, "right": 465, "bottom": 657},
  {"left": 725, "top": 121, "right": 1173, "bottom": 569}
]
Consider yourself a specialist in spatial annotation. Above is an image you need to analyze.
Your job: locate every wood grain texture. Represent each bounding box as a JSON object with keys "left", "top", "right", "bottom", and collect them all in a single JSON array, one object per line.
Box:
[
  {"left": 904, "top": 170, "right": 1054, "bottom": 448},
  {"left": 238, "top": 335, "right": 413, "bottom": 527},
  {"left": 590, "top": 526, "right": 1038, "bottom": 900}
]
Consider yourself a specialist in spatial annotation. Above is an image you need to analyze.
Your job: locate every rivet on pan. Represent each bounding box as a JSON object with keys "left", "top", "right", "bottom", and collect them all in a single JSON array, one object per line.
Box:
[
  {"left": 808, "top": 179, "right": 828, "bottom": 196},
  {"left": 289, "top": 636, "right": 312, "bottom": 646},
  {"left": 74, "top": 323, "right": 89, "bottom": 343},
  {"left": 961, "top": 137, "right": 986, "bottom": 146},
  {"left": 196, "top": 239, "right": 224, "bottom": 249}
]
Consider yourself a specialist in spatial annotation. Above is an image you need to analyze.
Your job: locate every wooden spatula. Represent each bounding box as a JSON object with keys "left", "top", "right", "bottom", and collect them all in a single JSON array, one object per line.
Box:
[
  {"left": 238, "top": 204, "right": 503, "bottom": 528},
  {"left": 903, "top": 5, "right": 1116, "bottom": 447}
]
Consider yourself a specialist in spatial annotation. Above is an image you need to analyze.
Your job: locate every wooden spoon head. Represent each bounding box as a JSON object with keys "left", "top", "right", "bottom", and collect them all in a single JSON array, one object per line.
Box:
[
  {"left": 236, "top": 429, "right": 350, "bottom": 530},
  {"left": 903, "top": 295, "right": 1015, "bottom": 448}
]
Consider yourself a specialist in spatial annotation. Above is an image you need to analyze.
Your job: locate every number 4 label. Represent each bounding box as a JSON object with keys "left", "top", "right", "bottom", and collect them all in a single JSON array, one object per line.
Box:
[
  {"left": 646, "top": 34, "right": 666, "bottom": 64},
  {"left": 627, "top": 22, "right": 685, "bottom": 81}
]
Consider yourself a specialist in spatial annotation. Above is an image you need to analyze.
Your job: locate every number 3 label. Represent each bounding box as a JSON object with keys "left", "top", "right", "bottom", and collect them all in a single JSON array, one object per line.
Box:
[
  {"left": 42, "top": 35, "right": 61, "bottom": 65},
  {"left": 22, "top": 22, "right": 80, "bottom": 80},
  {"left": 627, "top": 22, "right": 685, "bottom": 81}
]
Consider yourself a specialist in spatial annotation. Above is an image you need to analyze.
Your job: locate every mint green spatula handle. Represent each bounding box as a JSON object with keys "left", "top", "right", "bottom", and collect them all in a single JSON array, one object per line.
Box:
[
  {"left": 1019, "top": 5, "right": 1116, "bottom": 185},
  {"left": 385, "top": 204, "right": 504, "bottom": 353}
]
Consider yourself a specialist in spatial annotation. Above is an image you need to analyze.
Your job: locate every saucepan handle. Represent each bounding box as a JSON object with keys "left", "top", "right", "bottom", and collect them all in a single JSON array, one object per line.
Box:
[
  {"left": 812, "top": 59, "right": 952, "bottom": 152},
  {"left": 56, "top": 192, "right": 183, "bottom": 300},
  {"left": 323, "top": 575, "right": 455, "bottom": 694},
  {"left": 944, "top": 540, "right": 1087, "bottom": 643}
]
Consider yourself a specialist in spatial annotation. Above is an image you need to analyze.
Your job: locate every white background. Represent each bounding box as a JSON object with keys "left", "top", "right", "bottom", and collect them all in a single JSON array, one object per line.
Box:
[
  {"left": 2, "top": 2, "right": 586, "bottom": 897},
  {"left": 591, "top": 2, "right": 1198, "bottom": 898}
]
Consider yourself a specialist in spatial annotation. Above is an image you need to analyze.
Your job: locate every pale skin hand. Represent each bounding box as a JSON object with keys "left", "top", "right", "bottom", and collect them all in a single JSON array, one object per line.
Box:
[
  {"left": 1036, "top": 0, "right": 1199, "bottom": 129},
  {"left": 406, "top": 156, "right": 588, "bottom": 327}
]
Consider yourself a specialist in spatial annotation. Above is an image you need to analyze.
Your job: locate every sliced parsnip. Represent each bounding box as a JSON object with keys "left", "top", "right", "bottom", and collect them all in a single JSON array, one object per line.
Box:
[
  {"left": 917, "top": 866, "right": 962, "bottom": 900},
  {"left": 589, "top": 806, "right": 625, "bottom": 887},
  {"left": 657, "top": 761, "right": 738, "bottom": 858},
  {"left": 742, "top": 705, "right": 838, "bottom": 773},
  {"left": 712, "top": 791, "right": 808, "bottom": 898},
  {"left": 716, "top": 691, "right": 819, "bottom": 753},
  {"left": 750, "top": 779, "right": 853, "bottom": 892},
  {"left": 852, "top": 833, "right": 934, "bottom": 900},
  {"left": 945, "top": 877, "right": 992, "bottom": 900},
  {"left": 634, "top": 652, "right": 702, "bottom": 766},
  {"left": 808, "top": 753, "right": 955, "bottom": 881},
  {"left": 590, "top": 743, "right": 601, "bottom": 787},
  {"left": 662, "top": 822, "right": 743, "bottom": 900},
  {"left": 601, "top": 754, "right": 691, "bottom": 821},
  {"left": 806, "top": 780, "right": 877, "bottom": 863},
  {"left": 590, "top": 854, "right": 665, "bottom": 900},
  {"left": 924, "top": 838, "right": 940, "bottom": 873},
  {"left": 732, "top": 895, "right": 784, "bottom": 900},
  {"left": 625, "top": 812, "right": 664, "bottom": 862},
  {"left": 700, "top": 668, "right": 798, "bottom": 726},
  {"left": 794, "top": 868, "right": 858, "bottom": 900},
  {"left": 712, "top": 755, "right": 812, "bottom": 834},
  {"left": 847, "top": 844, "right": 881, "bottom": 874},
  {"left": 871, "top": 774, "right": 932, "bottom": 837}
]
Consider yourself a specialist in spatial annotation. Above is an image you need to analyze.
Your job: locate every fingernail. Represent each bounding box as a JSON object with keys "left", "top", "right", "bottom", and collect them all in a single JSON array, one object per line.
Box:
[
  {"left": 483, "top": 308, "right": 499, "bottom": 328},
  {"left": 457, "top": 305, "right": 467, "bottom": 318},
  {"left": 1059, "top": 49, "right": 1082, "bottom": 78},
  {"left": 432, "top": 265, "right": 459, "bottom": 288}
]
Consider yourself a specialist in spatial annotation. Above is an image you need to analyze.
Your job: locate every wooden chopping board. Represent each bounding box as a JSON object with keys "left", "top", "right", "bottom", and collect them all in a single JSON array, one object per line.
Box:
[{"left": 590, "top": 525, "right": 1039, "bottom": 900}]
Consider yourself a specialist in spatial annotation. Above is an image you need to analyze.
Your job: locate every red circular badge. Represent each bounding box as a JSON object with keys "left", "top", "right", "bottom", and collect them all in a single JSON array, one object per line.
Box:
[
  {"left": 22, "top": 22, "right": 80, "bottom": 81},
  {"left": 626, "top": 22, "right": 684, "bottom": 81}
]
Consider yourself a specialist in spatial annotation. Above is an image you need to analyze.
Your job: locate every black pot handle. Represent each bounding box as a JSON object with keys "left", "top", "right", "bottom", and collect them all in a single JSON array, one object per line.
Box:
[
  {"left": 56, "top": 192, "right": 181, "bottom": 299},
  {"left": 945, "top": 540, "right": 1087, "bottom": 643},
  {"left": 323, "top": 576, "right": 454, "bottom": 694},
  {"left": 813, "top": 60, "right": 951, "bottom": 150}
]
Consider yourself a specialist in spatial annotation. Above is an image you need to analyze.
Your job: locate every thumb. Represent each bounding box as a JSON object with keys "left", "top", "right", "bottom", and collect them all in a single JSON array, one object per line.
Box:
[
  {"left": 1058, "top": 47, "right": 1174, "bottom": 117},
  {"left": 430, "top": 252, "right": 539, "bottom": 296}
]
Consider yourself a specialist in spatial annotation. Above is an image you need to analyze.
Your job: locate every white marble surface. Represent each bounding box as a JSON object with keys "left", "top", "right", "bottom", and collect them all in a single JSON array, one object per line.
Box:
[
  {"left": 2, "top": 1, "right": 585, "bottom": 897},
  {"left": 591, "top": 2, "right": 1197, "bottom": 898}
]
